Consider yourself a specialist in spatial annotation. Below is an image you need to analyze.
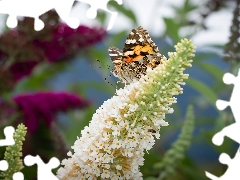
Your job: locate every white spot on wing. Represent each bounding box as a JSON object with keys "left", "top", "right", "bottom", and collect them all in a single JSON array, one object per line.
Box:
[
  {"left": 126, "top": 39, "right": 132, "bottom": 44},
  {"left": 126, "top": 39, "right": 137, "bottom": 44},
  {"left": 139, "top": 37, "right": 144, "bottom": 42},
  {"left": 124, "top": 51, "right": 134, "bottom": 55},
  {"left": 109, "top": 53, "right": 120, "bottom": 56},
  {"left": 131, "top": 39, "right": 136, "bottom": 43}
]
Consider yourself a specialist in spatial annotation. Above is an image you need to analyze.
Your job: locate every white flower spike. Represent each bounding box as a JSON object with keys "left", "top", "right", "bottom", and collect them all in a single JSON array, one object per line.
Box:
[{"left": 57, "top": 39, "right": 195, "bottom": 180}]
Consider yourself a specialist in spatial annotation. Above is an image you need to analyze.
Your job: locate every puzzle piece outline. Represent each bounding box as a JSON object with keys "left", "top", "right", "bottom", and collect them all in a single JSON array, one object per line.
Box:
[
  {"left": 0, "top": 126, "right": 60, "bottom": 179},
  {"left": 76, "top": 0, "right": 122, "bottom": 30},
  {"left": 0, "top": 0, "right": 79, "bottom": 31},
  {"left": 24, "top": 155, "right": 60, "bottom": 180},
  {"left": 205, "top": 69, "right": 240, "bottom": 180},
  {"left": 0, "top": 160, "right": 8, "bottom": 171},
  {"left": 0, "top": 126, "right": 21, "bottom": 179},
  {"left": 0, "top": 0, "right": 123, "bottom": 31},
  {"left": 0, "top": 126, "right": 15, "bottom": 174},
  {"left": 0, "top": 126, "right": 15, "bottom": 146}
]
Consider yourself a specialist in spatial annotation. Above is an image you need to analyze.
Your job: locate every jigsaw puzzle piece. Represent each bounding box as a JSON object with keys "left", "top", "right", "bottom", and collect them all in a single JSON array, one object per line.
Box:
[
  {"left": 206, "top": 149, "right": 240, "bottom": 180},
  {"left": 0, "top": 0, "right": 55, "bottom": 30},
  {"left": 227, "top": 70, "right": 240, "bottom": 122},
  {"left": 24, "top": 155, "right": 60, "bottom": 180},
  {"left": 0, "top": 160, "right": 8, "bottom": 171},
  {"left": 0, "top": 126, "right": 15, "bottom": 146},
  {"left": 214, "top": 69, "right": 240, "bottom": 144},
  {"left": 13, "top": 172, "right": 24, "bottom": 180},
  {"left": 206, "top": 171, "right": 219, "bottom": 180},
  {"left": 222, "top": 72, "right": 236, "bottom": 85},
  {"left": 217, "top": 70, "right": 240, "bottom": 121},
  {"left": 0, "top": 0, "right": 122, "bottom": 30},
  {"left": 54, "top": 0, "right": 80, "bottom": 29},
  {"left": 6, "top": 15, "right": 18, "bottom": 28},
  {"left": 76, "top": 0, "right": 122, "bottom": 30},
  {"left": 0, "top": 0, "right": 80, "bottom": 30},
  {"left": 212, "top": 122, "right": 240, "bottom": 146},
  {"left": 216, "top": 100, "right": 230, "bottom": 111},
  {"left": 206, "top": 70, "right": 240, "bottom": 179}
]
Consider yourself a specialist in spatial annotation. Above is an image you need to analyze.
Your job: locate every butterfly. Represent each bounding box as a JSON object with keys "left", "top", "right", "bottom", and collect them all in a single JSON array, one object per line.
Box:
[{"left": 108, "top": 26, "right": 165, "bottom": 83}]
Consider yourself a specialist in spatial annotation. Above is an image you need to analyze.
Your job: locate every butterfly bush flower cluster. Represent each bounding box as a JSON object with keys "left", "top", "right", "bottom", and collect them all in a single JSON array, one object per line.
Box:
[
  {"left": 13, "top": 92, "right": 90, "bottom": 132},
  {"left": 57, "top": 39, "right": 195, "bottom": 179}
]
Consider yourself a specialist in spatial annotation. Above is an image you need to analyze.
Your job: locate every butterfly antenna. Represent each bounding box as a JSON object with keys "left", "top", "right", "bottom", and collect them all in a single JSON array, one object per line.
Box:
[
  {"left": 96, "top": 59, "right": 116, "bottom": 88},
  {"left": 104, "top": 75, "right": 115, "bottom": 88},
  {"left": 90, "top": 59, "right": 101, "bottom": 69}
]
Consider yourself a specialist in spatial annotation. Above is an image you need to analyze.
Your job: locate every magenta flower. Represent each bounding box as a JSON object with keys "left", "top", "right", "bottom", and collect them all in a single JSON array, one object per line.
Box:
[
  {"left": 9, "top": 61, "right": 38, "bottom": 81},
  {"left": 13, "top": 92, "right": 90, "bottom": 132},
  {"left": 0, "top": 24, "right": 107, "bottom": 83},
  {"left": 33, "top": 24, "right": 107, "bottom": 62}
]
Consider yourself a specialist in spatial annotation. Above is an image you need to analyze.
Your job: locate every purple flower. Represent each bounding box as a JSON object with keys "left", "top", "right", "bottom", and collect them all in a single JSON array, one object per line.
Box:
[
  {"left": 0, "top": 24, "right": 107, "bottom": 87},
  {"left": 33, "top": 24, "right": 107, "bottom": 62},
  {"left": 13, "top": 92, "right": 90, "bottom": 132},
  {"left": 9, "top": 61, "right": 38, "bottom": 81}
]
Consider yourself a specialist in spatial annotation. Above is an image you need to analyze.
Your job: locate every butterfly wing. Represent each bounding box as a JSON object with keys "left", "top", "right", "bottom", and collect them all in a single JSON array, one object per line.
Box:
[
  {"left": 108, "top": 47, "right": 123, "bottom": 62},
  {"left": 122, "top": 26, "right": 159, "bottom": 62}
]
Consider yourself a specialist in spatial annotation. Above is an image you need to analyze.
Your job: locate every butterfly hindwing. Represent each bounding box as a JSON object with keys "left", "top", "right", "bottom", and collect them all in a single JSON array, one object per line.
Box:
[{"left": 108, "top": 47, "right": 123, "bottom": 62}]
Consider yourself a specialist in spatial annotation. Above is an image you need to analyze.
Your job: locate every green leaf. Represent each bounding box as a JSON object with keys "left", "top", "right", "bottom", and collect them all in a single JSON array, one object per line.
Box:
[
  {"left": 182, "top": 0, "right": 198, "bottom": 14},
  {"left": 108, "top": 1, "right": 138, "bottom": 25},
  {"left": 64, "top": 106, "right": 96, "bottom": 146},
  {"left": 192, "top": 53, "right": 217, "bottom": 63},
  {"left": 171, "top": 0, "right": 198, "bottom": 25},
  {"left": 14, "top": 62, "right": 67, "bottom": 92},
  {"left": 145, "top": 177, "right": 157, "bottom": 180},
  {"left": 232, "top": 62, "right": 240, "bottom": 75},
  {"left": 68, "top": 81, "right": 115, "bottom": 97},
  {"left": 95, "top": 11, "right": 108, "bottom": 25},
  {"left": 88, "top": 47, "right": 109, "bottom": 69},
  {"left": 163, "top": 18, "right": 180, "bottom": 43},
  {"left": 3, "top": 15, "right": 10, "bottom": 33},
  {"left": 186, "top": 78, "right": 218, "bottom": 108},
  {"left": 197, "top": 62, "right": 224, "bottom": 81},
  {"left": 108, "top": 30, "right": 128, "bottom": 47}
]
